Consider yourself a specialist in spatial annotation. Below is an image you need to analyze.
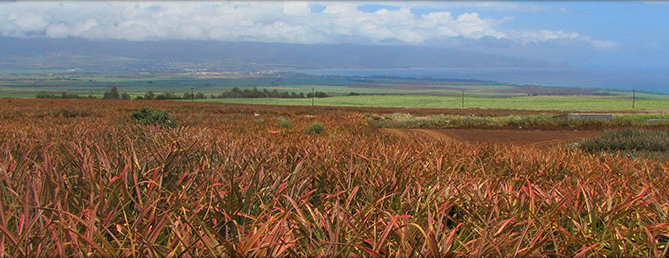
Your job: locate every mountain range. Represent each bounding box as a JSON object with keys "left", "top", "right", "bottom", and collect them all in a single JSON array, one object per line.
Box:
[{"left": 0, "top": 37, "right": 550, "bottom": 73}]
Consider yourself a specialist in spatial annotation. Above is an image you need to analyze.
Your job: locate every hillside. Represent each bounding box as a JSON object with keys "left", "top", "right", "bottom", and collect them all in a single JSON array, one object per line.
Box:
[{"left": 0, "top": 37, "right": 549, "bottom": 72}]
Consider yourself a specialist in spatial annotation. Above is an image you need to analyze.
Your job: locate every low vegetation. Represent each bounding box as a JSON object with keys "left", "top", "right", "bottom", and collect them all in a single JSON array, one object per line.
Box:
[
  {"left": 305, "top": 121, "right": 325, "bottom": 134},
  {"left": 579, "top": 128, "right": 669, "bottom": 152},
  {"left": 36, "top": 91, "right": 94, "bottom": 99},
  {"left": 368, "top": 113, "right": 669, "bottom": 129},
  {"left": 130, "top": 106, "right": 177, "bottom": 127},
  {"left": 277, "top": 116, "right": 292, "bottom": 128},
  {"left": 0, "top": 99, "right": 668, "bottom": 256}
]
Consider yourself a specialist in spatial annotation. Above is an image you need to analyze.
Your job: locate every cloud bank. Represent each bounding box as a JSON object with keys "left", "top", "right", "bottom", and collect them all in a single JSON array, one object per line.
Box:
[{"left": 0, "top": 2, "right": 616, "bottom": 49}]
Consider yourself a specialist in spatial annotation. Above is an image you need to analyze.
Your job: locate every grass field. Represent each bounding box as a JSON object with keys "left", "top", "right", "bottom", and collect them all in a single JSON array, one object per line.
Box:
[
  {"left": 198, "top": 95, "right": 669, "bottom": 111},
  {"left": 1, "top": 99, "right": 668, "bottom": 256}
]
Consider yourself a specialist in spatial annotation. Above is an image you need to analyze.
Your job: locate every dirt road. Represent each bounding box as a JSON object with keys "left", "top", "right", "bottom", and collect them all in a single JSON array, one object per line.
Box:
[{"left": 381, "top": 128, "right": 602, "bottom": 147}]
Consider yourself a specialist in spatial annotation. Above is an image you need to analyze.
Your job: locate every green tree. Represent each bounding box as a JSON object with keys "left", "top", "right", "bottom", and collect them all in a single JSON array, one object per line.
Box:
[
  {"left": 144, "top": 91, "right": 155, "bottom": 100},
  {"left": 103, "top": 87, "right": 120, "bottom": 99},
  {"left": 121, "top": 92, "right": 131, "bottom": 100}
]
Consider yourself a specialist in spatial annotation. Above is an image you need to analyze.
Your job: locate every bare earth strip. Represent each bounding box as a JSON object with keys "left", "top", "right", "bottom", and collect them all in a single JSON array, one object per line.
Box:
[
  {"left": 412, "top": 129, "right": 455, "bottom": 142},
  {"left": 380, "top": 128, "right": 455, "bottom": 142},
  {"left": 382, "top": 128, "right": 603, "bottom": 146},
  {"left": 380, "top": 128, "right": 411, "bottom": 140}
]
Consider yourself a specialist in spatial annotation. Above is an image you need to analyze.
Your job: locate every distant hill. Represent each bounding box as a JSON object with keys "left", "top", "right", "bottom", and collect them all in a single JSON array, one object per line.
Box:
[{"left": 0, "top": 37, "right": 548, "bottom": 72}]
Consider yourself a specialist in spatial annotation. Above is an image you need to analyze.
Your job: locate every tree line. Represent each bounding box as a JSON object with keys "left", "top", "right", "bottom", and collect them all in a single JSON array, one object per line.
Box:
[
  {"left": 36, "top": 86, "right": 330, "bottom": 100},
  {"left": 36, "top": 91, "right": 95, "bottom": 99},
  {"left": 210, "top": 87, "right": 328, "bottom": 99},
  {"left": 135, "top": 91, "right": 207, "bottom": 100}
]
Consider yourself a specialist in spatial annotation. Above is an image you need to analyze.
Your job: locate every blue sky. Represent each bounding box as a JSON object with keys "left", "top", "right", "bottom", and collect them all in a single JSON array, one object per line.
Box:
[
  {"left": 0, "top": 1, "right": 668, "bottom": 69},
  {"left": 477, "top": 1, "right": 669, "bottom": 68}
]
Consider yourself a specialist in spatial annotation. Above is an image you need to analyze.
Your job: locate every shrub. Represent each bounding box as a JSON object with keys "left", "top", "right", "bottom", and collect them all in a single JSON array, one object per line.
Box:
[
  {"left": 579, "top": 128, "right": 669, "bottom": 152},
  {"left": 130, "top": 106, "right": 177, "bottom": 127},
  {"left": 36, "top": 91, "right": 56, "bottom": 98},
  {"left": 500, "top": 115, "right": 559, "bottom": 128},
  {"left": 277, "top": 117, "right": 292, "bottom": 128},
  {"left": 306, "top": 122, "right": 325, "bottom": 134}
]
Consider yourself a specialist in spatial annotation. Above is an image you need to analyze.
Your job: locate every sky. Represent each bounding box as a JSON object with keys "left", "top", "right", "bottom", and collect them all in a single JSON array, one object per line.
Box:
[{"left": 0, "top": 1, "right": 668, "bottom": 69}]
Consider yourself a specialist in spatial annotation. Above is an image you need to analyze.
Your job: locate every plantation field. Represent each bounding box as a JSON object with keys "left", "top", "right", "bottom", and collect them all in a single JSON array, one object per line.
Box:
[
  {"left": 0, "top": 72, "right": 522, "bottom": 98},
  {"left": 2, "top": 70, "right": 669, "bottom": 111},
  {"left": 3, "top": 70, "right": 668, "bottom": 110},
  {"left": 199, "top": 95, "right": 669, "bottom": 111},
  {"left": 1, "top": 98, "right": 668, "bottom": 256}
]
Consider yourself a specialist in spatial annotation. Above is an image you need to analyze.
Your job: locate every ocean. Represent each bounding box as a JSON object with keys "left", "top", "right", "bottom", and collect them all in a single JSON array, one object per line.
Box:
[{"left": 297, "top": 66, "right": 669, "bottom": 94}]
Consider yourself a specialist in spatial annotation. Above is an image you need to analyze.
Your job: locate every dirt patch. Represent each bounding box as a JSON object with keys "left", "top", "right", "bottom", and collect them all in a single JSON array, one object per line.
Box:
[
  {"left": 380, "top": 128, "right": 411, "bottom": 139},
  {"left": 383, "top": 128, "right": 603, "bottom": 147},
  {"left": 412, "top": 129, "right": 453, "bottom": 141},
  {"left": 439, "top": 129, "right": 603, "bottom": 146},
  {"left": 381, "top": 128, "right": 455, "bottom": 142}
]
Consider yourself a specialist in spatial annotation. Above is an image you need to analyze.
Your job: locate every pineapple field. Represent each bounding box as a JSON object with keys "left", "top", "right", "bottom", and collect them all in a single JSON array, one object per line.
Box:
[{"left": 0, "top": 98, "right": 668, "bottom": 257}]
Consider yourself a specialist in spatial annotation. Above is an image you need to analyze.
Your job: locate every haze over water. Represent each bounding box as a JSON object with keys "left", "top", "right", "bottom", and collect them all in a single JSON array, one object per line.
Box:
[{"left": 299, "top": 66, "right": 669, "bottom": 94}]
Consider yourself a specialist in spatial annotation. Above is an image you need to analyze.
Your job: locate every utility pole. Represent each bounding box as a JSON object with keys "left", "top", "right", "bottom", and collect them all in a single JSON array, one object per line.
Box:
[
  {"left": 312, "top": 88, "right": 315, "bottom": 106},
  {"left": 191, "top": 87, "right": 194, "bottom": 102},
  {"left": 461, "top": 90, "right": 465, "bottom": 108},
  {"left": 632, "top": 88, "right": 635, "bottom": 109}
]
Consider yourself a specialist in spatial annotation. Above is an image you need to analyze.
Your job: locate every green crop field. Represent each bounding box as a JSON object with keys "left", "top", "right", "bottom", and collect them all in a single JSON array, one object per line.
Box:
[{"left": 196, "top": 95, "right": 669, "bottom": 111}]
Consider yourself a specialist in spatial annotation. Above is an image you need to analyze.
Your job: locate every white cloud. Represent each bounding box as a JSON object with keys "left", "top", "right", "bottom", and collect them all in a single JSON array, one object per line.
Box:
[
  {"left": 0, "top": 1, "right": 614, "bottom": 49},
  {"left": 283, "top": 2, "right": 310, "bottom": 15},
  {"left": 392, "top": 1, "right": 546, "bottom": 12},
  {"left": 591, "top": 40, "right": 619, "bottom": 49},
  {"left": 513, "top": 30, "right": 580, "bottom": 43}
]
